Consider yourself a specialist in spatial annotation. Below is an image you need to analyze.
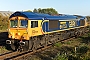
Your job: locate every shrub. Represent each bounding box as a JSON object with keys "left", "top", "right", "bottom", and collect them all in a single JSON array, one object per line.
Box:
[{"left": 53, "top": 53, "right": 68, "bottom": 60}]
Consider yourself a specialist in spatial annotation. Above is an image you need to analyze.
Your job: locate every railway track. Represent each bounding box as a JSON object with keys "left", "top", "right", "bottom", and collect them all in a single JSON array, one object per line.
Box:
[
  {"left": 0, "top": 51, "right": 19, "bottom": 60},
  {"left": 0, "top": 37, "right": 75, "bottom": 60},
  {"left": 0, "top": 46, "right": 51, "bottom": 60},
  {"left": 6, "top": 46, "right": 51, "bottom": 60}
]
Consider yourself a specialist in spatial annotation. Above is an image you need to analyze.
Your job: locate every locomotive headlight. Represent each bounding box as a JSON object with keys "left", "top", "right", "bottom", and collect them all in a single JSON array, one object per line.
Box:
[
  {"left": 15, "top": 33, "right": 20, "bottom": 35},
  {"left": 18, "top": 33, "right": 20, "bottom": 35},
  {"left": 7, "top": 29, "right": 10, "bottom": 31}
]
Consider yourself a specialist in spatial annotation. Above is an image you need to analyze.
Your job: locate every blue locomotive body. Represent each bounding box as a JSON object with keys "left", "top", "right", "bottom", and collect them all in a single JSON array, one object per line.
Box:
[{"left": 6, "top": 11, "right": 88, "bottom": 51}]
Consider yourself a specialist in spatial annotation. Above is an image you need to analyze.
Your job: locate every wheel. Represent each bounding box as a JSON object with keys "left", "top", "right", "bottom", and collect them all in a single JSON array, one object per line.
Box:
[
  {"left": 40, "top": 35, "right": 49, "bottom": 47},
  {"left": 31, "top": 37, "right": 41, "bottom": 51},
  {"left": 10, "top": 40, "right": 18, "bottom": 51},
  {"left": 21, "top": 41, "right": 29, "bottom": 51}
]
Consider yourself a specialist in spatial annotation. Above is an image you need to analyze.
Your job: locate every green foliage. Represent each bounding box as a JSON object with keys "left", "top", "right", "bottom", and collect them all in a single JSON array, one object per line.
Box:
[
  {"left": 54, "top": 42, "right": 62, "bottom": 47},
  {"left": 27, "top": 8, "right": 59, "bottom": 15},
  {"left": 25, "top": 10, "right": 32, "bottom": 12},
  {"left": 53, "top": 32, "right": 90, "bottom": 60},
  {"left": 53, "top": 46, "right": 90, "bottom": 60},
  {"left": 38, "top": 8, "right": 42, "bottom": 13},
  {"left": 0, "top": 15, "right": 9, "bottom": 30},
  {"left": 88, "top": 33, "right": 90, "bottom": 37},
  {"left": 0, "top": 46, "right": 8, "bottom": 54},
  {"left": 77, "top": 45, "right": 89, "bottom": 54},
  {"left": 33, "top": 8, "right": 38, "bottom": 13},
  {"left": 86, "top": 16, "right": 90, "bottom": 22},
  {"left": 53, "top": 53, "right": 68, "bottom": 60},
  {"left": 65, "top": 41, "right": 72, "bottom": 45}
]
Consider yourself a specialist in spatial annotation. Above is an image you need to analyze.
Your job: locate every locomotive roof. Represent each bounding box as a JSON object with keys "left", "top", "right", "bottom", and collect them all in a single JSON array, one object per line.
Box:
[{"left": 10, "top": 11, "right": 84, "bottom": 20}]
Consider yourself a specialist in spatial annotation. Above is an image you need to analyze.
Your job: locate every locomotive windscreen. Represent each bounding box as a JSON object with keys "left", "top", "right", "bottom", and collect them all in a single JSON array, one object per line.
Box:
[{"left": 49, "top": 20, "right": 59, "bottom": 30}]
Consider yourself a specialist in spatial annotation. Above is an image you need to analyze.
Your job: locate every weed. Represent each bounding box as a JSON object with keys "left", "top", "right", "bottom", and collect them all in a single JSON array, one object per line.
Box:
[
  {"left": 0, "top": 46, "right": 8, "bottom": 54},
  {"left": 54, "top": 42, "right": 62, "bottom": 47},
  {"left": 53, "top": 53, "right": 68, "bottom": 60},
  {"left": 65, "top": 41, "right": 71, "bottom": 45}
]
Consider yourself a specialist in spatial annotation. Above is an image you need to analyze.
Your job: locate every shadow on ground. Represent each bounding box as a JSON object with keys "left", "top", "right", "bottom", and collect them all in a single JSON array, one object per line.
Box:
[
  {"left": 0, "top": 32, "right": 8, "bottom": 46},
  {"left": 0, "top": 32, "right": 12, "bottom": 50},
  {"left": 79, "top": 35, "right": 90, "bottom": 44}
]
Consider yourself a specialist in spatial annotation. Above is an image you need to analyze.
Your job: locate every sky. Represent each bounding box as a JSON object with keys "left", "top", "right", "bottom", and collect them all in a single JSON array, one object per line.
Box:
[{"left": 0, "top": 0, "right": 90, "bottom": 16}]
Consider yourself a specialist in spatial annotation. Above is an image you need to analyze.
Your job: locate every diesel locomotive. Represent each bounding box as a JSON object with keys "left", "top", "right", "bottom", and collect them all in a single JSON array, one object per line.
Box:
[{"left": 6, "top": 11, "right": 88, "bottom": 51}]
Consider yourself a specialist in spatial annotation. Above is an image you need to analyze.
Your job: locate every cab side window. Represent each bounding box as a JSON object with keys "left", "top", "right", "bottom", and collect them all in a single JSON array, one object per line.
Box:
[{"left": 31, "top": 21, "right": 38, "bottom": 28}]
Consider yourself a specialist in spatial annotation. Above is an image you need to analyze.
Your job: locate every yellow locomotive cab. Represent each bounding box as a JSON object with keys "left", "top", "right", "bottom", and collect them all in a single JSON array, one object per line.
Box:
[
  {"left": 8, "top": 17, "right": 29, "bottom": 40},
  {"left": 8, "top": 28, "right": 29, "bottom": 40}
]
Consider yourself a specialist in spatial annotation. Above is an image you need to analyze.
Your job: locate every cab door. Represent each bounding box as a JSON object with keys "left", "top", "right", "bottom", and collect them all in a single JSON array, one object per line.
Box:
[{"left": 29, "top": 20, "right": 43, "bottom": 37}]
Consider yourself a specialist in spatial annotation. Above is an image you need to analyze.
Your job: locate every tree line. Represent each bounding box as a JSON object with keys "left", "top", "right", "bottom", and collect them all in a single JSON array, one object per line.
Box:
[{"left": 26, "top": 8, "right": 59, "bottom": 15}]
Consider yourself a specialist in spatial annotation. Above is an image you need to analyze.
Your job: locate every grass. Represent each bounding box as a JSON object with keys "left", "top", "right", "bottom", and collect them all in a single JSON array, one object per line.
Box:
[
  {"left": 54, "top": 42, "right": 62, "bottom": 47},
  {"left": 53, "top": 32, "right": 90, "bottom": 60},
  {"left": 53, "top": 53, "right": 68, "bottom": 60},
  {"left": 0, "top": 46, "right": 9, "bottom": 54}
]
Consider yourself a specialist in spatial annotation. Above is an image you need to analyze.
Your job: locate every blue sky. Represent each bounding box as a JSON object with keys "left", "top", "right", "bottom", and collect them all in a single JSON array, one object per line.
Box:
[{"left": 0, "top": 0, "right": 90, "bottom": 16}]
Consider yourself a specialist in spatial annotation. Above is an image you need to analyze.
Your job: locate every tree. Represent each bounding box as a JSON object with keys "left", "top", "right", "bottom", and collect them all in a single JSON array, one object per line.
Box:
[
  {"left": 86, "top": 16, "right": 90, "bottom": 22},
  {"left": 35, "top": 8, "right": 59, "bottom": 15},
  {"left": 26, "top": 8, "right": 59, "bottom": 15},
  {"left": 25, "top": 10, "right": 32, "bottom": 12},
  {"left": 33, "top": 8, "right": 38, "bottom": 13},
  {"left": 38, "top": 8, "right": 42, "bottom": 13}
]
